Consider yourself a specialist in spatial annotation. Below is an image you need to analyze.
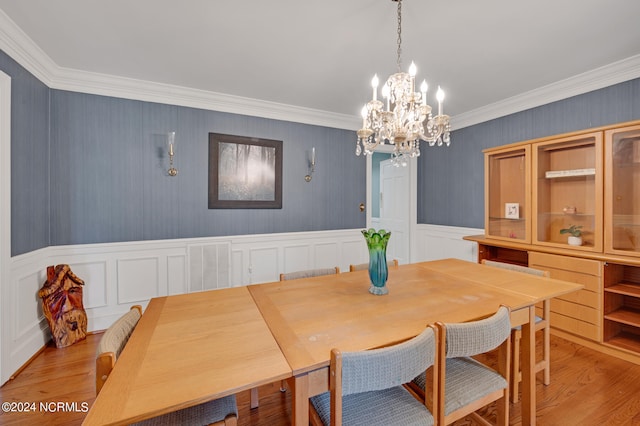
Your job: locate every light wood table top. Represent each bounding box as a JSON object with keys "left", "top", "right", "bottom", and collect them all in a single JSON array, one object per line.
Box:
[
  {"left": 83, "top": 286, "right": 292, "bottom": 426},
  {"left": 416, "top": 258, "right": 583, "bottom": 302},
  {"left": 249, "top": 258, "right": 536, "bottom": 375},
  {"left": 249, "top": 258, "right": 583, "bottom": 426}
]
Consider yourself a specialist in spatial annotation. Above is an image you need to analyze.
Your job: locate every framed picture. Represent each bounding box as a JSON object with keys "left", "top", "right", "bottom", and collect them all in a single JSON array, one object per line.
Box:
[
  {"left": 208, "top": 133, "right": 283, "bottom": 209},
  {"left": 505, "top": 203, "right": 520, "bottom": 219}
]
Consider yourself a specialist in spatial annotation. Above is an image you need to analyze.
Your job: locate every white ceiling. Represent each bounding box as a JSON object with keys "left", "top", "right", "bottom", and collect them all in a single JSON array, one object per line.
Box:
[{"left": 1, "top": 0, "right": 640, "bottom": 129}]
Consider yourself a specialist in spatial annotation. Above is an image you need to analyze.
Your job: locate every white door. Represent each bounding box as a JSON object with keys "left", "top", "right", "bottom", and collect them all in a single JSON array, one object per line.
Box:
[{"left": 378, "top": 159, "right": 410, "bottom": 264}]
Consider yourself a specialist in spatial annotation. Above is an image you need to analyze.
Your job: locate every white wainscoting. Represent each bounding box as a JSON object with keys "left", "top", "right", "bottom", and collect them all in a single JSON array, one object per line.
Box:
[
  {"left": 3, "top": 225, "right": 481, "bottom": 384},
  {"left": 414, "top": 224, "right": 483, "bottom": 263}
]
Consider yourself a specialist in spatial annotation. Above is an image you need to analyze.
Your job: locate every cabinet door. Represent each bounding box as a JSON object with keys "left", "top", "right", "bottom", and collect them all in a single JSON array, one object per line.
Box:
[
  {"left": 605, "top": 124, "right": 640, "bottom": 257},
  {"left": 485, "top": 145, "right": 530, "bottom": 242},
  {"left": 532, "top": 132, "right": 603, "bottom": 252}
]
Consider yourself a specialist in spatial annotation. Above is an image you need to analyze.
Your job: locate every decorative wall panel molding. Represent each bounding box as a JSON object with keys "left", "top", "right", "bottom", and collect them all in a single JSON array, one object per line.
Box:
[
  {"left": 415, "top": 224, "right": 482, "bottom": 262},
  {"left": 116, "top": 257, "right": 160, "bottom": 304},
  {"left": 2, "top": 226, "right": 477, "bottom": 384},
  {"left": 167, "top": 254, "right": 186, "bottom": 296}
]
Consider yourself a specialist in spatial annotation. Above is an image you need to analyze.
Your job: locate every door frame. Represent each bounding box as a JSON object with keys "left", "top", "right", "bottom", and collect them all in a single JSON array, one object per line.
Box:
[
  {"left": 0, "top": 70, "right": 11, "bottom": 384},
  {"left": 366, "top": 146, "right": 418, "bottom": 263}
]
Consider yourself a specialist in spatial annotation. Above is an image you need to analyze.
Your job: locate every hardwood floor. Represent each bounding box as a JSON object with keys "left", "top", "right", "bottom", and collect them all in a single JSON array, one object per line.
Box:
[{"left": 1, "top": 332, "right": 640, "bottom": 425}]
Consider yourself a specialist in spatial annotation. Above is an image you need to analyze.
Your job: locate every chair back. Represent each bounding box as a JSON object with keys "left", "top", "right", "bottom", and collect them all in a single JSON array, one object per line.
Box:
[
  {"left": 349, "top": 259, "right": 398, "bottom": 272},
  {"left": 338, "top": 326, "right": 436, "bottom": 396},
  {"left": 442, "top": 306, "right": 511, "bottom": 358},
  {"left": 482, "top": 260, "right": 550, "bottom": 277},
  {"left": 95, "top": 305, "right": 142, "bottom": 394},
  {"left": 280, "top": 267, "right": 339, "bottom": 281}
]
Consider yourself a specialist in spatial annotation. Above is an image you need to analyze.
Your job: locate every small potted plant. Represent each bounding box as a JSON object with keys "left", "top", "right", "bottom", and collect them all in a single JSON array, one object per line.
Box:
[{"left": 560, "top": 225, "right": 583, "bottom": 246}]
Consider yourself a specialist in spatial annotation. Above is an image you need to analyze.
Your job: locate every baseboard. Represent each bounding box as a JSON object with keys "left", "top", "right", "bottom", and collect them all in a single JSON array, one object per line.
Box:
[{"left": 551, "top": 328, "right": 640, "bottom": 366}]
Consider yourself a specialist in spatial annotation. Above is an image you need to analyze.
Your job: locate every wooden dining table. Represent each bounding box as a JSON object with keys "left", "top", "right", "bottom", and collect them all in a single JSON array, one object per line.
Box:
[
  {"left": 82, "top": 286, "right": 292, "bottom": 426},
  {"left": 83, "top": 258, "right": 583, "bottom": 426},
  {"left": 248, "top": 258, "right": 584, "bottom": 426}
]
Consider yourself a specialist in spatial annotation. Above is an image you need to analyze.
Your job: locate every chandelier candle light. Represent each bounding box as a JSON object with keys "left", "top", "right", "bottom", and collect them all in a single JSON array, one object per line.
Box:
[{"left": 356, "top": 0, "right": 451, "bottom": 166}]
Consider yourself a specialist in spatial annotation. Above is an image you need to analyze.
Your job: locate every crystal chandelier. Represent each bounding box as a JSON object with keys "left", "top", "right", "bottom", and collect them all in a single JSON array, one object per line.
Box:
[{"left": 356, "top": 0, "right": 451, "bottom": 166}]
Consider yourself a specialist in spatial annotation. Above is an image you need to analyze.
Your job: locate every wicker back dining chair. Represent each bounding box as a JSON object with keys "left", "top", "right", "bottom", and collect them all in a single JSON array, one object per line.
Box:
[
  {"left": 348, "top": 259, "right": 398, "bottom": 272},
  {"left": 310, "top": 326, "right": 439, "bottom": 426},
  {"left": 482, "top": 259, "right": 551, "bottom": 402},
  {"left": 411, "top": 306, "right": 512, "bottom": 425},
  {"left": 280, "top": 266, "right": 341, "bottom": 281}
]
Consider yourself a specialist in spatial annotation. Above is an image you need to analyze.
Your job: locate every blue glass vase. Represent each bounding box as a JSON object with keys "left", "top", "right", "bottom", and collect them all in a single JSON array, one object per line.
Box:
[{"left": 361, "top": 228, "right": 391, "bottom": 295}]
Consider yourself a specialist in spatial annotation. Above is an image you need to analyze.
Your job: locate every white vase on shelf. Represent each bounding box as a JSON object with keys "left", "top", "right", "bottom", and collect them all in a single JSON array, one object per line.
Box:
[{"left": 568, "top": 236, "right": 582, "bottom": 246}]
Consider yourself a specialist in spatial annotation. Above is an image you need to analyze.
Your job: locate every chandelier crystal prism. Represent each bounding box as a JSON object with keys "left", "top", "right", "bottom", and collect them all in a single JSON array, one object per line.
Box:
[{"left": 356, "top": 0, "right": 451, "bottom": 166}]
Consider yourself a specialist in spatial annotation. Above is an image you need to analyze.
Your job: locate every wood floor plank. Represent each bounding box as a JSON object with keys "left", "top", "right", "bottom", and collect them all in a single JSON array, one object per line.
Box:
[{"left": 1, "top": 333, "right": 640, "bottom": 425}]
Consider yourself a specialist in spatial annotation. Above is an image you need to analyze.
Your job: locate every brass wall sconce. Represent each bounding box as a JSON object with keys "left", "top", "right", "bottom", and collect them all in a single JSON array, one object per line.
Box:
[
  {"left": 167, "top": 131, "right": 178, "bottom": 176},
  {"left": 304, "top": 147, "right": 315, "bottom": 182}
]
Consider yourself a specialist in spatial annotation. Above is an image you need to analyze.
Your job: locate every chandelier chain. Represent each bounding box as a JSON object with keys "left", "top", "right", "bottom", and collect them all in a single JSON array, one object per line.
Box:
[{"left": 396, "top": 0, "right": 402, "bottom": 72}]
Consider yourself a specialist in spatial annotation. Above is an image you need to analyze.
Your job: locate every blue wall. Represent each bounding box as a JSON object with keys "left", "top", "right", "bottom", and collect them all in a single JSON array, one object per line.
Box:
[
  {"left": 4, "top": 46, "right": 640, "bottom": 256},
  {"left": 1, "top": 51, "right": 50, "bottom": 256},
  {"left": 46, "top": 92, "right": 366, "bottom": 248},
  {"left": 418, "top": 78, "right": 640, "bottom": 228},
  {"left": 3, "top": 51, "right": 366, "bottom": 255}
]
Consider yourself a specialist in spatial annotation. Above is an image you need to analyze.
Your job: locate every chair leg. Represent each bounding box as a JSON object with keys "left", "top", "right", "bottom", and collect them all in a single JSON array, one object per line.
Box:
[
  {"left": 497, "top": 392, "right": 510, "bottom": 426},
  {"left": 280, "top": 379, "right": 287, "bottom": 392},
  {"left": 511, "top": 328, "right": 521, "bottom": 403}
]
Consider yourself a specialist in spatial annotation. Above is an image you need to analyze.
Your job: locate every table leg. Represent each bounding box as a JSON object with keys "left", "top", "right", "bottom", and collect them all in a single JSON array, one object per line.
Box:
[
  {"left": 292, "top": 373, "right": 309, "bottom": 426},
  {"left": 250, "top": 388, "right": 259, "bottom": 409},
  {"left": 520, "top": 305, "right": 536, "bottom": 425}
]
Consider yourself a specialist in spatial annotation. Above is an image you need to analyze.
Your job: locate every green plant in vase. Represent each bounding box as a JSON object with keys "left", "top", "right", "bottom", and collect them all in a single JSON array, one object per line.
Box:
[
  {"left": 560, "top": 225, "right": 583, "bottom": 246},
  {"left": 361, "top": 228, "right": 392, "bottom": 295}
]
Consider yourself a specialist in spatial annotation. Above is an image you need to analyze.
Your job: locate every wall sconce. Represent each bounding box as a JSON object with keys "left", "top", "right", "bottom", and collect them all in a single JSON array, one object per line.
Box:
[
  {"left": 167, "top": 131, "right": 178, "bottom": 176},
  {"left": 304, "top": 147, "right": 315, "bottom": 182}
]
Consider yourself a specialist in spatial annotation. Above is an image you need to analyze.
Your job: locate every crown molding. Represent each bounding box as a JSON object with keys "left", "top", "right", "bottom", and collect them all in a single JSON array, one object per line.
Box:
[
  {"left": 1, "top": 9, "right": 639, "bottom": 133},
  {"left": 0, "top": 9, "right": 360, "bottom": 131},
  {"left": 50, "top": 66, "right": 361, "bottom": 130},
  {"left": 451, "top": 54, "right": 640, "bottom": 130},
  {"left": 0, "top": 9, "right": 55, "bottom": 87}
]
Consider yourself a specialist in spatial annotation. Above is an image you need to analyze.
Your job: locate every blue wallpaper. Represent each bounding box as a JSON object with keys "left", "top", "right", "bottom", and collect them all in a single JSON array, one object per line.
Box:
[
  {"left": 418, "top": 78, "right": 640, "bottom": 228},
  {"left": 0, "top": 51, "right": 50, "bottom": 256},
  {"left": 48, "top": 91, "right": 366, "bottom": 247},
  {"left": 4, "top": 45, "right": 640, "bottom": 255}
]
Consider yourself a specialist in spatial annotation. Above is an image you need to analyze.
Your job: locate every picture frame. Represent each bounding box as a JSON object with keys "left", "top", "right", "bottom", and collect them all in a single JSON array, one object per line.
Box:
[
  {"left": 505, "top": 203, "right": 520, "bottom": 219},
  {"left": 208, "top": 133, "right": 283, "bottom": 209}
]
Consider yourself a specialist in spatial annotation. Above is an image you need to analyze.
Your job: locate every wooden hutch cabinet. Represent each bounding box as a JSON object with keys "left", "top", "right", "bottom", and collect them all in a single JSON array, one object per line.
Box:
[{"left": 466, "top": 120, "right": 640, "bottom": 362}]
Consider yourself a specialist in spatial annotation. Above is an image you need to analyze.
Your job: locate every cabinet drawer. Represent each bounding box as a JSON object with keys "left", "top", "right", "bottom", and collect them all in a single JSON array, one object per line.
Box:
[
  {"left": 529, "top": 252, "right": 602, "bottom": 277},
  {"left": 555, "top": 288, "right": 600, "bottom": 309},
  {"left": 552, "top": 298, "right": 601, "bottom": 326},
  {"left": 529, "top": 252, "right": 602, "bottom": 293},
  {"left": 550, "top": 312, "right": 600, "bottom": 341}
]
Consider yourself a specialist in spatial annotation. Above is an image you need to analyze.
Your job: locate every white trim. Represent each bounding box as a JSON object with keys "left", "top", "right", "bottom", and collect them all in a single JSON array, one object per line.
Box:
[
  {"left": 2, "top": 9, "right": 640, "bottom": 132},
  {"left": 416, "top": 224, "right": 484, "bottom": 263},
  {"left": 0, "top": 70, "right": 11, "bottom": 384},
  {"left": 452, "top": 55, "right": 640, "bottom": 129},
  {"left": 0, "top": 9, "right": 359, "bottom": 131},
  {"left": 2, "top": 225, "right": 481, "bottom": 384}
]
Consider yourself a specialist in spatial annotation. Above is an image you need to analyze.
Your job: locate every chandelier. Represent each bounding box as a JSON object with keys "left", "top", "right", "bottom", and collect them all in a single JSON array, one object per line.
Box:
[{"left": 356, "top": 0, "right": 451, "bottom": 166}]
